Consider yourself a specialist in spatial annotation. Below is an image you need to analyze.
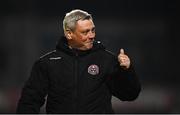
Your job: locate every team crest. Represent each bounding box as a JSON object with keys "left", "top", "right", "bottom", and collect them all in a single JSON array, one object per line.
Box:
[{"left": 88, "top": 64, "right": 99, "bottom": 75}]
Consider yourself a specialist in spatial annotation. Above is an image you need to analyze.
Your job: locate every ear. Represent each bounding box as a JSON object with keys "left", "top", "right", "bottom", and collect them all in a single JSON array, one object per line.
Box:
[{"left": 65, "top": 30, "right": 72, "bottom": 40}]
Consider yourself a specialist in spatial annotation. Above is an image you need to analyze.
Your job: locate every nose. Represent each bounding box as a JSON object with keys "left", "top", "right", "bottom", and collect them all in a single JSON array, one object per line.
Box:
[{"left": 88, "top": 31, "right": 95, "bottom": 40}]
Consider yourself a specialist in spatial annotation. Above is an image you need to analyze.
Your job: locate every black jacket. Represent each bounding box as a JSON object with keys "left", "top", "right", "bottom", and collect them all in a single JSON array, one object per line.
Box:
[{"left": 16, "top": 36, "right": 141, "bottom": 113}]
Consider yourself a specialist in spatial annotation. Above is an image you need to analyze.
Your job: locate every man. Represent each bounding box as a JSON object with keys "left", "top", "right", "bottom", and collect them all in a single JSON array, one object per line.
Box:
[{"left": 16, "top": 9, "right": 141, "bottom": 113}]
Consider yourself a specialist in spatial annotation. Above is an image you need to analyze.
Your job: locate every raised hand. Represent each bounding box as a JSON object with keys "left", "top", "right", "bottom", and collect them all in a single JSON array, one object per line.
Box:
[{"left": 118, "top": 49, "right": 130, "bottom": 69}]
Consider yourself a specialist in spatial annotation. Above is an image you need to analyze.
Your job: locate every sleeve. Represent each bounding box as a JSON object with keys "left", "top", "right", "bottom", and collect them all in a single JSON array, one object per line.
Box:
[
  {"left": 16, "top": 60, "right": 49, "bottom": 113},
  {"left": 106, "top": 56, "right": 141, "bottom": 101}
]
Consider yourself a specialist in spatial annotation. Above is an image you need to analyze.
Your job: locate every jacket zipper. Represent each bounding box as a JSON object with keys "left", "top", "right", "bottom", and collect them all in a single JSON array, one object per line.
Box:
[{"left": 73, "top": 52, "right": 78, "bottom": 113}]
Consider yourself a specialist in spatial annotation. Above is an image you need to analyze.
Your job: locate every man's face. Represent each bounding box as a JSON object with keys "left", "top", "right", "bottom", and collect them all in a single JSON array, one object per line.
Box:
[{"left": 68, "top": 19, "right": 95, "bottom": 50}]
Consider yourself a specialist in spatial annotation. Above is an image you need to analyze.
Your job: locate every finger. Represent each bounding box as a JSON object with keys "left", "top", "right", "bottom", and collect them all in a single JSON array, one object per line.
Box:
[{"left": 120, "top": 48, "right": 124, "bottom": 54}]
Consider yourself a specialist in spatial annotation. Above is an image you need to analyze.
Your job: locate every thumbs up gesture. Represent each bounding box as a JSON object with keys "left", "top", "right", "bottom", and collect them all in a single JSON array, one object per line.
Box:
[{"left": 118, "top": 49, "right": 130, "bottom": 69}]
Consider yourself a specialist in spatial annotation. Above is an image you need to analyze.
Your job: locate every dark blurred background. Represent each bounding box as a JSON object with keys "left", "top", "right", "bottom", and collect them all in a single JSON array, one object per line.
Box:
[{"left": 0, "top": 0, "right": 178, "bottom": 113}]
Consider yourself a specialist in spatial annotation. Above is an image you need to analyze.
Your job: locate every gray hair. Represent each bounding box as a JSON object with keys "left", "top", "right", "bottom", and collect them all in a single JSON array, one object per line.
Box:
[{"left": 63, "top": 9, "right": 93, "bottom": 32}]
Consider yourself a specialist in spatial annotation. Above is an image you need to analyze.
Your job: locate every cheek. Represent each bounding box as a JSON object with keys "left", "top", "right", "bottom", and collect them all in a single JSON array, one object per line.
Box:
[
  {"left": 78, "top": 35, "right": 87, "bottom": 42},
  {"left": 81, "top": 37, "right": 88, "bottom": 42},
  {"left": 74, "top": 34, "right": 87, "bottom": 42}
]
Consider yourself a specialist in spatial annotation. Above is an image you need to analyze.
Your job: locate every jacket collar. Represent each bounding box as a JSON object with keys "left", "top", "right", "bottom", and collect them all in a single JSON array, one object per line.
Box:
[{"left": 56, "top": 36, "right": 105, "bottom": 56}]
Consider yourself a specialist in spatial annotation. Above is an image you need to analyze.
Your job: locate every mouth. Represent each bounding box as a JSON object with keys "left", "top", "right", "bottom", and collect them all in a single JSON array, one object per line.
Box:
[
  {"left": 85, "top": 40, "right": 94, "bottom": 44},
  {"left": 89, "top": 40, "right": 95, "bottom": 44},
  {"left": 87, "top": 41, "right": 94, "bottom": 45},
  {"left": 85, "top": 41, "right": 94, "bottom": 48}
]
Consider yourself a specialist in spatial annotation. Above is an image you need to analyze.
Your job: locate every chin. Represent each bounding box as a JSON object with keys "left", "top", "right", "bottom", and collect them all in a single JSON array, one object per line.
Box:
[{"left": 87, "top": 44, "right": 93, "bottom": 49}]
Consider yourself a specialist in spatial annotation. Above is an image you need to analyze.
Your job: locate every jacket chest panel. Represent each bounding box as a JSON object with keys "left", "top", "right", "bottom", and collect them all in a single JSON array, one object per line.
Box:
[{"left": 47, "top": 53, "right": 109, "bottom": 93}]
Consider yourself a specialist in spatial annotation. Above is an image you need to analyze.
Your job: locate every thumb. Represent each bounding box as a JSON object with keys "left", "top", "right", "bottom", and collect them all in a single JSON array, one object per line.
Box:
[{"left": 120, "top": 48, "right": 124, "bottom": 54}]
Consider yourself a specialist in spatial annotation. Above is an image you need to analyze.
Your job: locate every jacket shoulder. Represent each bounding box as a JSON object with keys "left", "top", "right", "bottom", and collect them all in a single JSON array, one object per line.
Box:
[
  {"left": 39, "top": 50, "right": 57, "bottom": 59},
  {"left": 33, "top": 50, "right": 58, "bottom": 64},
  {"left": 100, "top": 49, "right": 116, "bottom": 59},
  {"left": 104, "top": 49, "right": 116, "bottom": 56}
]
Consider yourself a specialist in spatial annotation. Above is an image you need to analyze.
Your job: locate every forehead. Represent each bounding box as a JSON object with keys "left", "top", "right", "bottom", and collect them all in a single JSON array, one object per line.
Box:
[{"left": 75, "top": 19, "right": 95, "bottom": 31}]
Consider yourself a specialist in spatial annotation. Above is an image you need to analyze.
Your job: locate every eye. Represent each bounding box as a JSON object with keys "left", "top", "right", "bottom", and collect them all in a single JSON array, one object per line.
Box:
[
  {"left": 82, "top": 31, "right": 88, "bottom": 35},
  {"left": 91, "top": 27, "right": 95, "bottom": 33},
  {"left": 82, "top": 29, "right": 90, "bottom": 35}
]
